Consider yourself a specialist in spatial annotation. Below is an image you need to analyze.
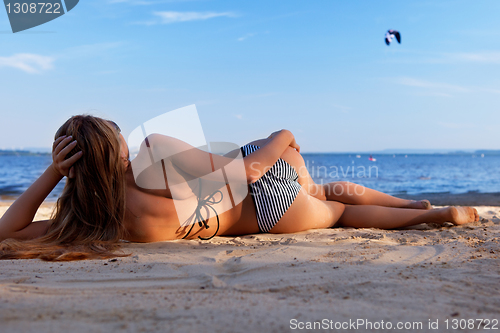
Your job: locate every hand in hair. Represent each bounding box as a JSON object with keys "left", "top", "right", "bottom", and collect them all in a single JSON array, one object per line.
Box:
[{"left": 52, "top": 136, "right": 83, "bottom": 178}]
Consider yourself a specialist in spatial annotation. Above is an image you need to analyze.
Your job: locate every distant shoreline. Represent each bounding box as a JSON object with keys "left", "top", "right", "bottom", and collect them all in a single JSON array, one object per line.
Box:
[
  {"left": 1, "top": 192, "right": 499, "bottom": 206},
  {"left": 0, "top": 151, "right": 50, "bottom": 156},
  {"left": 302, "top": 151, "right": 500, "bottom": 156},
  {"left": 398, "top": 192, "right": 500, "bottom": 206},
  {"left": 2, "top": 149, "right": 500, "bottom": 156}
]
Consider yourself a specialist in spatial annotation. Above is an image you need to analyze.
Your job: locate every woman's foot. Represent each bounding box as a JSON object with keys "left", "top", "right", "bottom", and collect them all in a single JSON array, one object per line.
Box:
[
  {"left": 442, "top": 206, "right": 479, "bottom": 225},
  {"left": 406, "top": 200, "right": 432, "bottom": 210}
]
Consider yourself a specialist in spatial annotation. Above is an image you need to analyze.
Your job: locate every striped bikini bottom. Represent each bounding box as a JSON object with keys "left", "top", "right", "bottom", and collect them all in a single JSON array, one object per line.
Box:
[{"left": 240, "top": 144, "right": 302, "bottom": 233}]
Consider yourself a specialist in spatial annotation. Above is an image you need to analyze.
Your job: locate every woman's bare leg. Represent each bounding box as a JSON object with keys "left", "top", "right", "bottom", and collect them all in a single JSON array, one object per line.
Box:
[
  {"left": 270, "top": 189, "right": 345, "bottom": 233},
  {"left": 276, "top": 148, "right": 431, "bottom": 210},
  {"left": 338, "top": 205, "right": 479, "bottom": 229},
  {"left": 321, "top": 181, "right": 431, "bottom": 209},
  {"left": 278, "top": 151, "right": 430, "bottom": 210},
  {"left": 270, "top": 189, "right": 478, "bottom": 234}
]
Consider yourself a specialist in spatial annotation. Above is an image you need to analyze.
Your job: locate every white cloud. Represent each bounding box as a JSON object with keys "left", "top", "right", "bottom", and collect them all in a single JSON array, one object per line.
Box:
[
  {"left": 234, "top": 114, "right": 243, "bottom": 119},
  {"left": 62, "top": 42, "right": 123, "bottom": 58},
  {"left": 390, "top": 50, "right": 500, "bottom": 65},
  {"left": 94, "top": 70, "right": 121, "bottom": 75},
  {"left": 447, "top": 51, "right": 500, "bottom": 64},
  {"left": 413, "top": 91, "right": 453, "bottom": 98},
  {"left": 109, "top": 0, "right": 153, "bottom": 4},
  {"left": 109, "top": 0, "right": 196, "bottom": 4},
  {"left": 239, "top": 92, "right": 276, "bottom": 99},
  {"left": 438, "top": 122, "right": 475, "bottom": 129},
  {"left": 331, "top": 104, "right": 351, "bottom": 114},
  {"left": 395, "top": 77, "right": 469, "bottom": 92},
  {"left": 480, "top": 88, "right": 500, "bottom": 95},
  {"left": 0, "top": 42, "right": 123, "bottom": 74},
  {"left": 152, "top": 11, "right": 237, "bottom": 24},
  {"left": 392, "top": 77, "right": 500, "bottom": 97},
  {"left": 237, "top": 31, "right": 268, "bottom": 42},
  {"left": 237, "top": 33, "right": 256, "bottom": 42},
  {"left": 0, "top": 53, "right": 54, "bottom": 74}
]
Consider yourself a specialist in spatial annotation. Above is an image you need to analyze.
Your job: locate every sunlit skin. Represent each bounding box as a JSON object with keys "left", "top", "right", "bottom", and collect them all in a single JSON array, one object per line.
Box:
[
  {"left": 116, "top": 128, "right": 478, "bottom": 242},
  {"left": 0, "top": 126, "right": 480, "bottom": 243}
]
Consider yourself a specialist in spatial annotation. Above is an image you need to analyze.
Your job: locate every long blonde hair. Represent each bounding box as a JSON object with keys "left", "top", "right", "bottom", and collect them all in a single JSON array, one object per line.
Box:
[{"left": 0, "top": 115, "right": 130, "bottom": 261}]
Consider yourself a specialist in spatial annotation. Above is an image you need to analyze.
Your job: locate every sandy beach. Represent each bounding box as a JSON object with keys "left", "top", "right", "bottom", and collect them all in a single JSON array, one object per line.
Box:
[{"left": 1, "top": 201, "right": 499, "bottom": 332}]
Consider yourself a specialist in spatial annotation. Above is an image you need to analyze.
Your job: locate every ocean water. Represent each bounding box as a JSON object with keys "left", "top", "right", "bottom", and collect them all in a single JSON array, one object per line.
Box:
[
  {"left": 0, "top": 153, "right": 499, "bottom": 201},
  {"left": 302, "top": 153, "right": 500, "bottom": 195},
  {"left": 0, "top": 154, "right": 65, "bottom": 201}
]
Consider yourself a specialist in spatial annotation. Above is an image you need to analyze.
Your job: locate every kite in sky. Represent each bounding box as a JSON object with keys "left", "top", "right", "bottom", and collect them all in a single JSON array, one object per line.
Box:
[{"left": 385, "top": 30, "right": 401, "bottom": 46}]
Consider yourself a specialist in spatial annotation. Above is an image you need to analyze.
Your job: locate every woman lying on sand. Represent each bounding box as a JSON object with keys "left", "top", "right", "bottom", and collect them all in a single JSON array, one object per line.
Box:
[{"left": 0, "top": 115, "right": 479, "bottom": 260}]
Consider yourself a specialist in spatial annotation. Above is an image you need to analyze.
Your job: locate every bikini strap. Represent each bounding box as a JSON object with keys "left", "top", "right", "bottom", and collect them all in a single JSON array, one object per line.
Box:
[{"left": 181, "top": 178, "right": 223, "bottom": 241}]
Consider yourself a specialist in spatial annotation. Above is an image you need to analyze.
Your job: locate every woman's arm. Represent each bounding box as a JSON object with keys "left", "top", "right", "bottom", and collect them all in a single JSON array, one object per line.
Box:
[
  {"left": 241, "top": 129, "right": 299, "bottom": 183},
  {"left": 138, "top": 129, "right": 298, "bottom": 185},
  {"left": 0, "top": 136, "right": 82, "bottom": 241}
]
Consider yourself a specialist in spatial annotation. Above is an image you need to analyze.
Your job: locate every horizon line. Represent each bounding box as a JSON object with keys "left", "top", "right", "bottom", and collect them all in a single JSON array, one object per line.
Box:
[{"left": 2, "top": 147, "right": 500, "bottom": 155}]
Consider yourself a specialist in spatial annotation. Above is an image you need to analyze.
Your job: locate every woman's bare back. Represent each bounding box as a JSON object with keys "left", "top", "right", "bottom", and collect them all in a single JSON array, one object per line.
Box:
[{"left": 122, "top": 163, "right": 260, "bottom": 242}]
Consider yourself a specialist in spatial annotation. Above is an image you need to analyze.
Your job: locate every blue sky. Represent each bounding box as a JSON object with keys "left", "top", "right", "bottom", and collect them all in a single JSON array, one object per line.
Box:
[{"left": 1, "top": 0, "right": 499, "bottom": 152}]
